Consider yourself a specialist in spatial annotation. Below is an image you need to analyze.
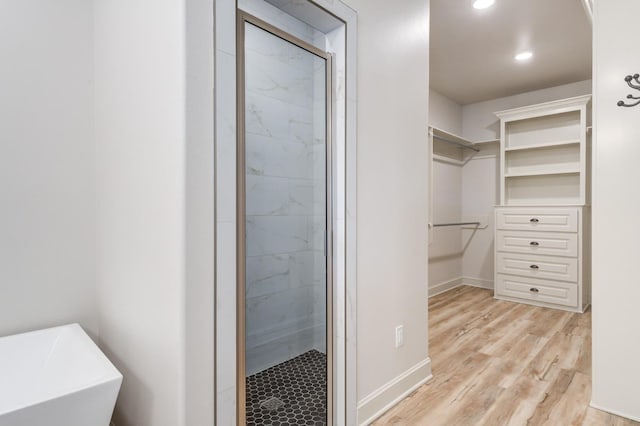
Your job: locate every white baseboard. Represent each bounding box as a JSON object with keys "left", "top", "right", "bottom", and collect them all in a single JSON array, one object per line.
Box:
[
  {"left": 357, "top": 358, "right": 432, "bottom": 425},
  {"left": 428, "top": 277, "right": 463, "bottom": 297},
  {"left": 590, "top": 402, "right": 640, "bottom": 422},
  {"left": 462, "top": 276, "right": 494, "bottom": 290},
  {"left": 428, "top": 276, "right": 494, "bottom": 298}
]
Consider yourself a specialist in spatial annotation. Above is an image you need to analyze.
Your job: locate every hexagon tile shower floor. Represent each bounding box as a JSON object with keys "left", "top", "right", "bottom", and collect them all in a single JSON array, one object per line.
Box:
[{"left": 246, "top": 350, "right": 327, "bottom": 425}]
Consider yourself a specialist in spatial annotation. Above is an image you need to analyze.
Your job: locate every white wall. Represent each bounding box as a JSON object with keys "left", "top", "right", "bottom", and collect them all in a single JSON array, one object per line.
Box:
[
  {"left": 345, "top": 0, "right": 431, "bottom": 420},
  {"left": 0, "top": 0, "right": 97, "bottom": 337},
  {"left": 94, "top": 1, "right": 187, "bottom": 425},
  {"left": 462, "top": 80, "right": 593, "bottom": 141},
  {"left": 430, "top": 89, "right": 463, "bottom": 135},
  {"left": 592, "top": 0, "right": 640, "bottom": 420},
  {"left": 185, "top": 0, "right": 215, "bottom": 423}
]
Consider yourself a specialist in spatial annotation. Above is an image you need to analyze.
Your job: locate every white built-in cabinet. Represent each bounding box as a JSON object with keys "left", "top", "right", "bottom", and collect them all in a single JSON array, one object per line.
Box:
[{"left": 494, "top": 95, "right": 591, "bottom": 313}]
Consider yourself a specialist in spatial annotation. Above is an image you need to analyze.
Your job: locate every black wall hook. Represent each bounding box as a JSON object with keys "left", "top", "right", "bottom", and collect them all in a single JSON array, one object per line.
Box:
[{"left": 617, "top": 74, "right": 640, "bottom": 107}]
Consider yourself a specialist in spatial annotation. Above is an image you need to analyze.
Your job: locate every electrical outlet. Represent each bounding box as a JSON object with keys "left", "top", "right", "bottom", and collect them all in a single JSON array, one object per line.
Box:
[{"left": 395, "top": 325, "right": 404, "bottom": 348}]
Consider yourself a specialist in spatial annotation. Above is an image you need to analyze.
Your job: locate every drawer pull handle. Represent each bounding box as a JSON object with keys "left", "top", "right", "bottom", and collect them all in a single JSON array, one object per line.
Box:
[
  {"left": 530, "top": 264, "right": 539, "bottom": 269},
  {"left": 530, "top": 241, "right": 539, "bottom": 246},
  {"left": 530, "top": 218, "right": 540, "bottom": 223},
  {"left": 530, "top": 287, "right": 540, "bottom": 293}
]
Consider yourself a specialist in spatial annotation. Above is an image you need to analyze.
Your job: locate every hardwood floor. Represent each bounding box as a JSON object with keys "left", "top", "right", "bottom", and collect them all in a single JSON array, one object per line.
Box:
[{"left": 373, "top": 286, "right": 639, "bottom": 426}]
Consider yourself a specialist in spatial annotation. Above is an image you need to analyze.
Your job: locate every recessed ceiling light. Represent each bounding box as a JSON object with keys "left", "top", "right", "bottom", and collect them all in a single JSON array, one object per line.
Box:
[
  {"left": 473, "top": 0, "right": 495, "bottom": 9},
  {"left": 515, "top": 51, "right": 533, "bottom": 61}
]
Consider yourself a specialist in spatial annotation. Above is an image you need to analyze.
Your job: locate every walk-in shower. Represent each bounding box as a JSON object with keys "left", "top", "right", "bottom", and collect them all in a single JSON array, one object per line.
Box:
[{"left": 237, "top": 11, "right": 333, "bottom": 425}]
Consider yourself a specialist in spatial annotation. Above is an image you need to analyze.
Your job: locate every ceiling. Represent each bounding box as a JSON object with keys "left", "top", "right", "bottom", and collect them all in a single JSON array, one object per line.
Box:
[{"left": 430, "top": 0, "right": 592, "bottom": 105}]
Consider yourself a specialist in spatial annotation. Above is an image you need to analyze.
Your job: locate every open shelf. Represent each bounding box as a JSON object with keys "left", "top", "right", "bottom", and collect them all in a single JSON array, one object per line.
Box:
[
  {"left": 497, "top": 95, "right": 591, "bottom": 206},
  {"left": 430, "top": 126, "right": 474, "bottom": 148},
  {"left": 429, "top": 126, "right": 489, "bottom": 165},
  {"left": 504, "top": 140, "right": 580, "bottom": 152},
  {"left": 505, "top": 169, "right": 580, "bottom": 178},
  {"left": 505, "top": 173, "right": 581, "bottom": 205},
  {"left": 505, "top": 143, "right": 580, "bottom": 177},
  {"left": 504, "top": 111, "right": 581, "bottom": 149}
]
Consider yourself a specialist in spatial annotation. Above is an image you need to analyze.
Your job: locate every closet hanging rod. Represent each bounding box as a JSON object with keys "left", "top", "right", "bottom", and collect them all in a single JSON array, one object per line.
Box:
[
  {"left": 432, "top": 221, "right": 481, "bottom": 227},
  {"left": 432, "top": 135, "right": 480, "bottom": 152}
]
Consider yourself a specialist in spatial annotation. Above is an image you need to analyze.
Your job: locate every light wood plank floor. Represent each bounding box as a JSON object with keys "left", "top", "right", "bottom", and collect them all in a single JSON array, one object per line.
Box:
[{"left": 373, "top": 286, "right": 639, "bottom": 426}]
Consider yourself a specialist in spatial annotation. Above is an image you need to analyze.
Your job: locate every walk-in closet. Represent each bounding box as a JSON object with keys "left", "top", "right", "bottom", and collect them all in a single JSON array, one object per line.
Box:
[
  {"left": 379, "top": 0, "right": 618, "bottom": 423},
  {"left": 427, "top": 0, "right": 593, "bottom": 309}
]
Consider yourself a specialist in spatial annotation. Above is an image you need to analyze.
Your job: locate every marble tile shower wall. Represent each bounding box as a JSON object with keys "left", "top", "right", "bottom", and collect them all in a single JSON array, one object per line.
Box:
[{"left": 245, "top": 23, "right": 327, "bottom": 376}]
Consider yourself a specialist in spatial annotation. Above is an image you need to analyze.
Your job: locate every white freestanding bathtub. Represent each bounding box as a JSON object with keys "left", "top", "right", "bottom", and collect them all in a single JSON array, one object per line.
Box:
[{"left": 0, "top": 324, "right": 122, "bottom": 426}]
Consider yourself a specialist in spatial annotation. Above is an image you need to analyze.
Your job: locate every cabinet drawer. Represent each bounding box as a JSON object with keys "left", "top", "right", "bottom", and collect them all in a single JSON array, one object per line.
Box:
[
  {"left": 496, "top": 274, "right": 578, "bottom": 308},
  {"left": 496, "top": 208, "right": 578, "bottom": 232},
  {"left": 496, "top": 252, "right": 578, "bottom": 282},
  {"left": 497, "top": 231, "right": 578, "bottom": 257}
]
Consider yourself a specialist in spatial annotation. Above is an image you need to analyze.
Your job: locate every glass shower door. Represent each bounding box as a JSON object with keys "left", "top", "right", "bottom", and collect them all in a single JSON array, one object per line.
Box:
[{"left": 238, "top": 12, "right": 332, "bottom": 426}]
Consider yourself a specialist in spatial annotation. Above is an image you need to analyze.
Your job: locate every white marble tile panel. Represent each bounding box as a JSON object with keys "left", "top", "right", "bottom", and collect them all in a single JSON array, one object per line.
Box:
[
  {"left": 246, "top": 49, "right": 294, "bottom": 103},
  {"left": 246, "top": 133, "right": 314, "bottom": 179},
  {"left": 312, "top": 249, "right": 327, "bottom": 284},
  {"left": 246, "top": 253, "right": 290, "bottom": 298},
  {"left": 314, "top": 337, "right": 326, "bottom": 354},
  {"left": 240, "top": 0, "right": 297, "bottom": 40},
  {"left": 284, "top": 16, "right": 315, "bottom": 44},
  {"left": 216, "top": 0, "right": 236, "bottom": 55},
  {"left": 288, "top": 43, "right": 314, "bottom": 72},
  {"left": 246, "top": 324, "right": 316, "bottom": 375},
  {"left": 242, "top": 0, "right": 318, "bottom": 45},
  {"left": 246, "top": 175, "right": 315, "bottom": 216},
  {"left": 246, "top": 286, "right": 315, "bottom": 333},
  {"left": 215, "top": 51, "right": 237, "bottom": 223},
  {"left": 245, "top": 174, "right": 289, "bottom": 215},
  {"left": 246, "top": 215, "right": 310, "bottom": 256},
  {"left": 312, "top": 143, "right": 327, "bottom": 182},
  {"left": 245, "top": 92, "right": 290, "bottom": 139},
  {"left": 244, "top": 22, "right": 289, "bottom": 64},
  {"left": 309, "top": 216, "right": 326, "bottom": 252},
  {"left": 287, "top": 67, "right": 315, "bottom": 108},
  {"left": 246, "top": 310, "right": 315, "bottom": 348},
  {"left": 287, "top": 179, "right": 314, "bottom": 214},
  {"left": 216, "top": 222, "right": 237, "bottom": 392},
  {"left": 312, "top": 99, "right": 326, "bottom": 142},
  {"left": 313, "top": 290, "right": 326, "bottom": 321},
  {"left": 313, "top": 179, "right": 326, "bottom": 216},
  {"left": 312, "top": 319, "right": 326, "bottom": 344},
  {"left": 288, "top": 104, "right": 315, "bottom": 146},
  {"left": 288, "top": 250, "right": 315, "bottom": 288}
]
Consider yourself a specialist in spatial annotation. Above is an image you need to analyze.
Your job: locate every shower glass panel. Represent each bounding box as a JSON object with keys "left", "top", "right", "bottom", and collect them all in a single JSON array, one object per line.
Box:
[{"left": 240, "top": 15, "right": 331, "bottom": 426}]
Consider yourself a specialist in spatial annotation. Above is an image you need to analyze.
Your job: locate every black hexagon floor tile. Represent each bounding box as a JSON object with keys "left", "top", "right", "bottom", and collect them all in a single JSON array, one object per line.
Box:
[{"left": 246, "top": 350, "right": 326, "bottom": 425}]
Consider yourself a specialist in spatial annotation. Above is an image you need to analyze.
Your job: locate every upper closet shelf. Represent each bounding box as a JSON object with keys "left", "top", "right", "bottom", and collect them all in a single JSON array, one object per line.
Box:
[
  {"left": 429, "top": 126, "right": 499, "bottom": 166},
  {"left": 430, "top": 126, "right": 499, "bottom": 149},
  {"left": 431, "top": 127, "right": 479, "bottom": 152}
]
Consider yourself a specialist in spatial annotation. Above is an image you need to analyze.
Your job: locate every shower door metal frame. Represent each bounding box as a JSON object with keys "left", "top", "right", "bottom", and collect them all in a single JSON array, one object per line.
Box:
[{"left": 236, "top": 11, "right": 334, "bottom": 425}]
